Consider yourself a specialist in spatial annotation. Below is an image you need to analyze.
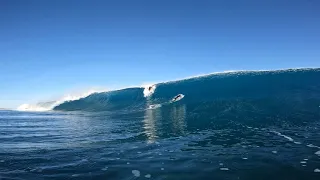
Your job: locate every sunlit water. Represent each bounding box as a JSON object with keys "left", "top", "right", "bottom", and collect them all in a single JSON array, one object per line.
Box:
[{"left": 1, "top": 104, "right": 320, "bottom": 180}]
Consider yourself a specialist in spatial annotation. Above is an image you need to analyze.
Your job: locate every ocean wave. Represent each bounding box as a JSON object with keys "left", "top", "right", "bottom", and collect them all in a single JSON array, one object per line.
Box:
[{"left": 17, "top": 67, "right": 320, "bottom": 112}]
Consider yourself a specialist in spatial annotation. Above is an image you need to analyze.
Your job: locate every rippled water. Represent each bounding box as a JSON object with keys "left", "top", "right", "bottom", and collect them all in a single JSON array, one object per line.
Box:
[{"left": 1, "top": 101, "right": 320, "bottom": 180}]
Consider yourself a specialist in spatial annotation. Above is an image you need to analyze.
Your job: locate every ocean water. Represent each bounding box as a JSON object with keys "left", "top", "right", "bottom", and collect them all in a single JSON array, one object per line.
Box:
[{"left": 1, "top": 68, "right": 320, "bottom": 180}]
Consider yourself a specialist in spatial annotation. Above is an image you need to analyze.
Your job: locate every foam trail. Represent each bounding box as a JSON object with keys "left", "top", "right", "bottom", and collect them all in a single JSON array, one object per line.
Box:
[
  {"left": 148, "top": 104, "right": 162, "bottom": 110},
  {"left": 307, "top": 144, "right": 320, "bottom": 149},
  {"left": 271, "top": 130, "right": 300, "bottom": 144},
  {"left": 143, "top": 84, "right": 156, "bottom": 97},
  {"left": 17, "top": 89, "right": 105, "bottom": 112}
]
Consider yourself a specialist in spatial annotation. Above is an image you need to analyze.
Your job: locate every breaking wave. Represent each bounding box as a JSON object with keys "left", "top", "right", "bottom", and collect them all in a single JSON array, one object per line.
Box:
[
  {"left": 17, "top": 90, "right": 105, "bottom": 111},
  {"left": 17, "top": 68, "right": 320, "bottom": 112}
]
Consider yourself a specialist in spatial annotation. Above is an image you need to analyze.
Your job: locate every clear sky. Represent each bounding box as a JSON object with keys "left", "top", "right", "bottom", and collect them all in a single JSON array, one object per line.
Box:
[{"left": 0, "top": 0, "right": 319, "bottom": 108}]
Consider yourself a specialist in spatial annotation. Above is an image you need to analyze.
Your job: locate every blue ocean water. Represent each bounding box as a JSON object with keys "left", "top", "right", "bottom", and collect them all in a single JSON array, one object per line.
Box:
[{"left": 1, "top": 68, "right": 320, "bottom": 180}]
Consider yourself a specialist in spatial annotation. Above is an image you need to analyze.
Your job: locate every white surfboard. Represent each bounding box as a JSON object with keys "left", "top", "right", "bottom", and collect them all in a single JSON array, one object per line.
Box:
[{"left": 170, "top": 94, "right": 185, "bottom": 103}]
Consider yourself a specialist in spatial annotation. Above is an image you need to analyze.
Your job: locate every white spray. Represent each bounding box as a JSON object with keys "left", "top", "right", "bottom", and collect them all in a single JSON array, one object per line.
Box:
[
  {"left": 143, "top": 84, "right": 156, "bottom": 97},
  {"left": 17, "top": 89, "right": 106, "bottom": 112}
]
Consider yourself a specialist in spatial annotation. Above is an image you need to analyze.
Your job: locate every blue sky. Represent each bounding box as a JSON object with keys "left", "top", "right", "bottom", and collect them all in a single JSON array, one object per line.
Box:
[{"left": 1, "top": 0, "right": 319, "bottom": 108}]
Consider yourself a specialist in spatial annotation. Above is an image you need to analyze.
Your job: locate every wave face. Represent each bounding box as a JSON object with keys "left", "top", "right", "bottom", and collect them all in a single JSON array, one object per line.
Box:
[{"left": 54, "top": 68, "right": 320, "bottom": 112}]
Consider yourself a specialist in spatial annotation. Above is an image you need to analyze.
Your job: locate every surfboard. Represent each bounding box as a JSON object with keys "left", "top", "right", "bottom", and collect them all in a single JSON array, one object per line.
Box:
[
  {"left": 147, "top": 94, "right": 185, "bottom": 110},
  {"left": 170, "top": 94, "right": 185, "bottom": 103}
]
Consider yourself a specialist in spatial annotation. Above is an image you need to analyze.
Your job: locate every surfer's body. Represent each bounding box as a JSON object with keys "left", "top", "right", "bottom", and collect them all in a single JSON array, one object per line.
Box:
[{"left": 149, "top": 84, "right": 156, "bottom": 89}]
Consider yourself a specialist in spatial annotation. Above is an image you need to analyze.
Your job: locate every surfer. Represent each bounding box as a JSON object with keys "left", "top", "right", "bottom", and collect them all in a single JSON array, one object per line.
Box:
[
  {"left": 148, "top": 85, "right": 156, "bottom": 91},
  {"left": 172, "top": 94, "right": 182, "bottom": 101}
]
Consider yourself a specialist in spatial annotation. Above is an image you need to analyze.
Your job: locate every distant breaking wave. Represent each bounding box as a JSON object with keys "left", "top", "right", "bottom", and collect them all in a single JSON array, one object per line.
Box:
[
  {"left": 17, "top": 68, "right": 320, "bottom": 112},
  {"left": 17, "top": 90, "right": 105, "bottom": 111},
  {"left": 17, "top": 85, "right": 157, "bottom": 112}
]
